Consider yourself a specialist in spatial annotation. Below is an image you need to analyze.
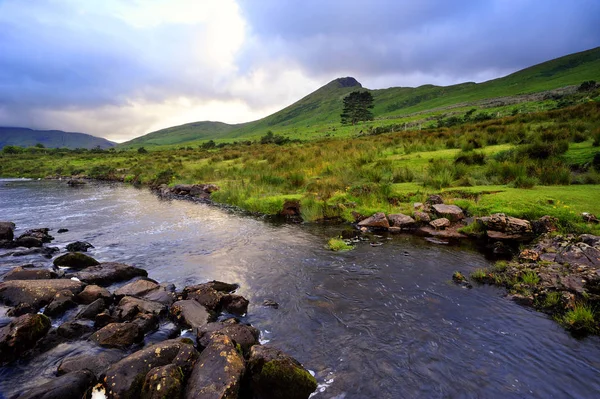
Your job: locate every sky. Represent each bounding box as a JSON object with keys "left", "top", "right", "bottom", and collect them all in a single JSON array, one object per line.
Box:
[{"left": 0, "top": 0, "right": 599, "bottom": 143}]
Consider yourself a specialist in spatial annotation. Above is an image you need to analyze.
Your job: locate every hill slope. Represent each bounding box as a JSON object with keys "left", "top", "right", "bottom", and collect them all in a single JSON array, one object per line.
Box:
[
  {"left": 0, "top": 127, "right": 115, "bottom": 149},
  {"left": 124, "top": 46, "right": 600, "bottom": 147}
]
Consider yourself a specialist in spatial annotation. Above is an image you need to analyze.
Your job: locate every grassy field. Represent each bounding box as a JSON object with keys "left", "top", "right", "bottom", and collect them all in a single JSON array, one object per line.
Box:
[{"left": 3, "top": 102, "right": 600, "bottom": 234}]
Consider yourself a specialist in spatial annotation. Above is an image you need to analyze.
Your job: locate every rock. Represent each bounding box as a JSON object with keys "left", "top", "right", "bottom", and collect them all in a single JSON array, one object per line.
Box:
[
  {"left": 132, "top": 313, "right": 159, "bottom": 334},
  {"left": 58, "top": 350, "right": 124, "bottom": 378},
  {"left": 248, "top": 345, "right": 317, "bottom": 399},
  {"left": 387, "top": 213, "right": 416, "bottom": 229},
  {"left": 430, "top": 218, "right": 451, "bottom": 230},
  {"left": 19, "top": 228, "right": 54, "bottom": 243},
  {"left": 533, "top": 215, "right": 559, "bottom": 235},
  {"left": 486, "top": 230, "right": 532, "bottom": 241},
  {"left": 451, "top": 271, "right": 472, "bottom": 289},
  {"left": 426, "top": 194, "right": 444, "bottom": 205},
  {"left": 90, "top": 322, "right": 144, "bottom": 349},
  {"left": 141, "top": 364, "right": 184, "bottom": 399},
  {"left": 67, "top": 179, "right": 86, "bottom": 186},
  {"left": 17, "top": 370, "right": 95, "bottom": 399},
  {"left": 413, "top": 211, "right": 431, "bottom": 223},
  {"left": 53, "top": 252, "right": 100, "bottom": 269},
  {"left": 66, "top": 262, "right": 148, "bottom": 286},
  {"left": 65, "top": 241, "right": 94, "bottom": 252},
  {"left": 3, "top": 265, "right": 58, "bottom": 281},
  {"left": 184, "top": 334, "right": 245, "bottom": 399},
  {"left": 0, "top": 313, "right": 51, "bottom": 365},
  {"left": 281, "top": 200, "right": 301, "bottom": 217},
  {"left": 10, "top": 246, "right": 59, "bottom": 258},
  {"left": 580, "top": 234, "right": 600, "bottom": 247},
  {"left": 0, "top": 221, "right": 15, "bottom": 240},
  {"left": 115, "top": 296, "right": 167, "bottom": 320},
  {"left": 103, "top": 338, "right": 198, "bottom": 399},
  {"left": 57, "top": 321, "right": 95, "bottom": 339},
  {"left": 221, "top": 294, "right": 249, "bottom": 316},
  {"left": 170, "top": 300, "right": 212, "bottom": 330},
  {"left": 76, "top": 284, "right": 112, "bottom": 304},
  {"left": 143, "top": 284, "right": 177, "bottom": 306},
  {"left": 0, "top": 279, "right": 84, "bottom": 310},
  {"left": 114, "top": 278, "right": 160, "bottom": 299},
  {"left": 44, "top": 289, "right": 77, "bottom": 317},
  {"left": 431, "top": 204, "right": 464, "bottom": 222},
  {"left": 77, "top": 298, "right": 106, "bottom": 320},
  {"left": 204, "top": 280, "right": 240, "bottom": 293},
  {"left": 95, "top": 312, "right": 117, "bottom": 330},
  {"left": 582, "top": 212, "right": 600, "bottom": 224},
  {"left": 57, "top": 228, "right": 69, "bottom": 233},
  {"left": 555, "top": 242, "right": 600, "bottom": 268},
  {"left": 14, "top": 236, "right": 43, "bottom": 248},
  {"left": 519, "top": 249, "right": 540, "bottom": 263},
  {"left": 262, "top": 299, "right": 279, "bottom": 309},
  {"left": 185, "top": 285, "right": 223, "bottom": 312},
  {"left": 477, "top": 213, "right": 532, "bottom": 236},
  {"left": 0, "top": 239, "right": 16, "bottom": 249},
  {"left": 197, "top": 320, "right": 260, "bottom": 356},
  {"left": 413, "top": 202, "right": 424, "bottom": 210},
  {"left": 357, "top": 212, "right": 390, "bottom": 229},
  {"left": 416, "top": 225, "right": 466, "bottom": 239}
]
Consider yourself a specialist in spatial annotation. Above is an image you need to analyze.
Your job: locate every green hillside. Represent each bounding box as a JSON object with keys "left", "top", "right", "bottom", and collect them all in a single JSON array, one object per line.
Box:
[
  {"left": 123, "top": 46, "right": 600, "bottom": 147},
  {"left": 0, "top": 127, "right": 115, "bottom": 149}
]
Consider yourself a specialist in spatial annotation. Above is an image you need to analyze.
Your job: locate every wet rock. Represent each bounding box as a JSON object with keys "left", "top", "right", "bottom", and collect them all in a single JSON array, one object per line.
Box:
[
  {"left": 0, "top": 239, "right": 16, "bottom": 249},
  {"left": 17, "top": 369, "right": 95, "bottom": 399},
  {"left": 141, "top": 364, "right": 184, "bottom": 399},
  {"left": 90, "top": 322, "right": 144, "bottom": 349},
  {"left": 132, "top": 313, "right": 159, "bottom": 334},
  {"left": 451, "top": 271, "right": 472, "bottom": 289},
  {"left": 66, "top": 241, "right": 94, "bottom": 252},
  {"left": 432, "top": 204, "right": 464, "bottom": 222},
  {"left": 170, "top": 299, "right": 212, "bottom": 330},
  {"left": 248, "top": 345, "right": 317, "bottom": 399},
  {"left": 580, "top": 234, "right": 600, "bottom": 247},
  {"left": 115, "top": 296, "right": 167, "bottom": 320},
  {"left": 14, "top": 236, "right": 43, "bottom": 248},
  {"left": 221, "top": 294, "right": 249, "bottom": 316},
  {"left": 53, "top": 252, "right": 100, "bottom": 269},
  {"left": 66, "top": 262, "right": 148, "bottom": 286},
  {"left": 197, "top": 320, "right": 260, "bottom": 356},
  {"left": 77, "top": 284, "right": 112, "bottom": 304},
  {"left": 0, "top": 279, "right": 84, "bottom": 310},
  {"left": 114, "top": 278, "right": 160, "bottom": 299},
  {"left": 0, "top": 221, "right": 15, "bottom": 240},
  {"left": 204, "top": 280, "right": 240, "bottom": 293},
  {"left": 10, "top": 246, "right": 59, "bottom": 258},
  {"left": 429, "top": 218, "right": 451, "bottom": 230},
  {"left": 532, "top": 215, "right": 559, "bottom": 235},
  {"left": 357, "top": 212, "right": 390, "bottom": 229},
  {"left": 19, "top": 228, "right": 54, "bottom": 243},
  {"left": 67, "top": 179, "right": 86, "bottom": 186},
  {"left": 3, "top": 265, "right": 57, "bottom": 281},
  {"left": 44, "top": 289, "right": 77, "bottom": 317},
  {"left": 262, "top": 299, "right": 279, "bottom": 309},
  {"left": 103, "top": 338, "right": 198, "bottom": 399},
  {"left": 184, "top": 334, "right": 245, "bottom": 399},
  {"left": 555, "top": 242, "right": 600, "bottom": 268},
  {"left": 387, "top": 213, "right": 416, "bottom": 229},
  {"left": 0, "top": 313, "right": 51, "bottom": 365},
  {"left": 57, "top": 228, "right": 69, "bottom": 233},
  {"left": 77, "top": 298, "right": 106, "bottom": 320},
  {"left": 281, "top": 200, "right": 301, "bottom": 217},
  {"left": 95, "top": 312, "right": 117, "bottom": 329},
  {"left": 426, "top": 194, "right": 444, "bottom": 205},
  {"left": 143, "top": 284, "right": 177, "bottom": 306},
  {"left": 186, "top": 285, "right": 223, "bottom": 311},
  {"left": 413, "top": 211, "right": 431, "bottom": 223},
  {"left": 6, "top": 303, "right": 36, "bottom": 317},
  {"left": 57, "top": 350, "right": 124, "bottom": 378},
  {"left": 519, "top": 249, "right": 539, "bottom": 263},
  {"left": 416, "top": 225, "right": 466, "bottom": 239},
  {"left": 57, "top": 321, "right": 95, "bottom": 339}
]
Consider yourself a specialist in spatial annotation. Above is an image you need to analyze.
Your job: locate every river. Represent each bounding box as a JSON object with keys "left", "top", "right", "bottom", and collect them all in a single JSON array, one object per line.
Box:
[{"left": 1, "top": 179, "right": 600, "bottom": 398}]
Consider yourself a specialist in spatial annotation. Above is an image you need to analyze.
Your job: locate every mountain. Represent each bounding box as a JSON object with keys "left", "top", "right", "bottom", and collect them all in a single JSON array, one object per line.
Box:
[
  {"left": 123, "top": 47, "right": 600, "bottom": 147},
  {"left": 0, "top": 127, "right": 115, "bottom": 149}
]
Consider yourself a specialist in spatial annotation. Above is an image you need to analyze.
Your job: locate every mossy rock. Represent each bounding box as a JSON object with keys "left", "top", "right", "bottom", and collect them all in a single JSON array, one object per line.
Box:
[{"left": 53, "top": 252, "right": 99, "bottom": 269}]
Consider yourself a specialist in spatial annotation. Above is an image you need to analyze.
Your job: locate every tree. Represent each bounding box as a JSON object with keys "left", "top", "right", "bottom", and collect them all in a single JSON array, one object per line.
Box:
[{"left": 340, "top": 91, "right": 374, "bottom": 125}]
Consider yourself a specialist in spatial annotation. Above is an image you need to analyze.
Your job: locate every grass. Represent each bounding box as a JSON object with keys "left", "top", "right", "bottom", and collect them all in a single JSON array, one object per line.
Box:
[
  {"left": 520, "top": 270, "right": 540, "bottom": 285},
  {"left": 327, "top": 237, "right": 353, "bottom": 251},
  {"left": 561, "top": 303, "right": 597, "bottom": 334}
]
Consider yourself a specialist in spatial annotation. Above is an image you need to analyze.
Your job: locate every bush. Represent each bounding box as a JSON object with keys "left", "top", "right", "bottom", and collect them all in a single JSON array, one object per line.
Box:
[
  {"left": 455, "top": 151, "right": 486, "bottom": 165},
  {"left": 520, "top": 140, "right": 568, "bottom": 160}
]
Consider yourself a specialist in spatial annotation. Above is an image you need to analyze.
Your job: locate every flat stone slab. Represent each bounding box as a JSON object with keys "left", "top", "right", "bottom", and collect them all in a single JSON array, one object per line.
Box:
[
  {"left": 66, "top": 262, "right": 147, "bottom": 286},
  {"left": 0, "top": 279, "right": 84, "bottom": 309},
  {"left": 432, "top": 204, "right": 464, "bottom": 221}
]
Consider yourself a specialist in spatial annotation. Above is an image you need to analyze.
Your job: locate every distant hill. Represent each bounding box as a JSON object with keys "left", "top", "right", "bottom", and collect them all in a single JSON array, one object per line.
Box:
[
  {"left": 122, "top": 46, "right": 600, "bottom": 147},
  {"left": 0, "top": 127, "right": 115, "bottom": 149}
]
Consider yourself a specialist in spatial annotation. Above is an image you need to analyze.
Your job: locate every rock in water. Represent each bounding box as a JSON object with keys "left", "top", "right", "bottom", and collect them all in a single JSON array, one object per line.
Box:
[
  {"left": 17, "top": 370, "right": 95, "bottom": 399},
  {"left": 141, "top": 364, "right": 184, "bottom": 399},
  {"left": 170, "top": 300, "right": 212, "bottom": 330},
  {"left": 0, "top": 279, "right": 84, "bottom": 310},
  {"left": 114, "top": 278, "right": 160, "bottom": 299},
  {"left": 2, "top": 265, "right": 58, "bottom": 281},
  {"left": 184, "top": 334, "right": 245, "bottom": 399},
  {"left": 0, "top": 313, "right": 51, "bottom": 365},
  {"left": 57, "top": 350, "right": 124, "bottom": 379},
  {"left": 0, "top": 221, "right": 16, "bottom": 240},
  {"left": 248, "top": 345, "right": 317, "bottom": 399},
  {"left": 65, "top": 241, "right": 94, "bottom": 252},
  {"left": 66, "top": 262, "right": 147, "bottom": 286},
  {"left": 76, "top": 284, "right": 112, "bottom": 304},
  {"left": 388, "top": 213, "right": 416, "bottom": 229},
  {"left": 90, "top": 322, "right": 144, "bottom": 349},
  {"left": 430, "top": 218, "right": 451, "bottom": 230},
  {"left": 53, "top": 252, "right": 100, "bottom": 269},
  {"left": 197, "top": 319, "right": 259, "bottom": 356},
  {"left": 357, "top": 212, "right": 390, "bottom": 229}
]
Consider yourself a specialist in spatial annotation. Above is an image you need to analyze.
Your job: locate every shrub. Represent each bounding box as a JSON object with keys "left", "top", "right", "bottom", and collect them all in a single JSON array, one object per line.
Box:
[{"left": 455, "top": 151, "right": 486, "bottom": 165}]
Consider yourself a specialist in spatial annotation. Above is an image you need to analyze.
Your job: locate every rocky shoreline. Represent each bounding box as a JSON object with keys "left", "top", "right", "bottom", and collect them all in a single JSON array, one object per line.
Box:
[{"left": 0, "top": 221, "right": 317, "bottom": 399}]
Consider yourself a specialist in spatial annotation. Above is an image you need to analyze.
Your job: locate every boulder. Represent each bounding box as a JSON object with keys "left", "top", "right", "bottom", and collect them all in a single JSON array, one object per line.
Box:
[
  {"left": 0, "top": 279, "right": 84, "bottom": 310},
  {"left": 53, "top": 252, "right": 100, "bottom": 269},
  {"left": 77, "top": 298, "right": 106, "bottom": 320},
  {"left": 430, "top": 218, "right": 451, "bottom": 230},
  {"left": 114, "top": 278, "right": 160, "bottom": 299},
  {"left": 65, "top": 241, "right": 94, "bottom": 252},
  {"left": 247, "top": 345, "right": 317, "bottom": 399},
  {"left": 90, "top": 322, "right": 144, "bottom": 349},
  {"left": 357, "top": 212, "right": 390, "bottom": 229},
  {"left": 0, "top": 313, "right": 51, "bottom": 365},
  {"left": 197, "top": 320, "right": 260, "bottom": 356},
  {"left": 14, "top": 236, "right": 43, "bottom": 248},
  {"left": 221, "top": 294, "right": 249, "bottom": 316},
  {"left": 131, "top": 313, "right": 159, "bottom": 334},
  {"left": 413, "top": 211, "right": 431, "bottom": 223},
  {"left": 95, "top": 312, "right": 117, "bottom": 330},
  {"left": 281, "top": 200, "right": 301, "bottom": 217},
  {"left": 56, "top": 321, "right": 95, "bottom": 340},
  {"left": 66, "top": 262, "right": 148, "bottom": 286},
  {"left": 18, "top": 228, "right": 54, "bottom": 243},
  {"left": 431, "top": 204, "right": 464, "bottom": 222},
  {"left": 115, "top": 296, "right": 167, "bottom": 320},
  {"left": 186, "top": 285, "right": 224, "bottom": 312},
  {"left": 184, "top": 334, "right": 245, "bottom": 399},
  {"left": 388, "top": 213, "right": 416, "bottom": 229},
  {"left": 555, "top": 242, "right": 600, "bottom": 268},
  {"left": 581, "top": 234, "right": 600, "bottom": 247},
  {"left": 426, "top": 194, "right": 444, "bottom": 205},
  {"left": 17, "top": 370, "right": 95, "bottom": 399},
  {"left": 532, "top": 215, "right": 559, "bottom": 235},
  {"left": 0, "top": 221, "right": 15, "bottom": 240},
  {"left": 43, "top": 289, "right": 77, "bottom": 317},
  {"left": 57, "top": 350, "right": 124, "bottom": 378},
  {"left": 3, "top": 265, "right": 57, "bottom": 281},
  {"left": 141, "top": 364, "right": 184, "bottom": 399},
  {"left": 76, "top": 284, "right": 112, "bottom": 304},
  {"left": 477, "top": 213, "right": 532, "bottom": 236},
  {"left": 170, "top": 300, "right": 212, "bottom": 330},
  {"left": 57, "top": 228, "right": 69, "bottom": 233},
  {"left": 103, "top": 339, "right": 198, "bottom": 399},
  {"left": 10, "top": 246, "right": 59, "bottom": 258}
]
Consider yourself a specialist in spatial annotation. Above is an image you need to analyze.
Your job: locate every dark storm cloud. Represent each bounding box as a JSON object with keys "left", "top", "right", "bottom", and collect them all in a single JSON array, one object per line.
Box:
[{"left": 238, "top": 0, "right": 600, "bottom": 85}]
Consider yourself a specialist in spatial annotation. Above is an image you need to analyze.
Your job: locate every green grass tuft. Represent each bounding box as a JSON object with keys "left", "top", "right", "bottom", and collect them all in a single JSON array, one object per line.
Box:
[{"left": 327, "top": 237, "right": 353, "bottom": 251}]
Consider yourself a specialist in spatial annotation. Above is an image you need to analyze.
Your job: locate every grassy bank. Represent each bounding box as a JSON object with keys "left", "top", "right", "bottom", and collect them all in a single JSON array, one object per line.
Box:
[{"left": 2, "top": 103, "right": 600, "bottom": 234}]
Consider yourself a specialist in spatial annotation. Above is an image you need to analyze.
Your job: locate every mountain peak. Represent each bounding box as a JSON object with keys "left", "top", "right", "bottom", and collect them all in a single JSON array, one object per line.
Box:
[{"left": 332, "top": 77, "right": 362, "bottom": 88}]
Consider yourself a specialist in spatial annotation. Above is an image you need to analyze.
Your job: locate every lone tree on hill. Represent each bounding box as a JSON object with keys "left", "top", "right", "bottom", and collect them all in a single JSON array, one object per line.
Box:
[{"left": 340, "top": 90, "right": 374, "bottom": 125}]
